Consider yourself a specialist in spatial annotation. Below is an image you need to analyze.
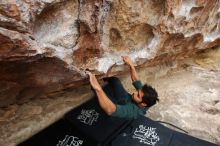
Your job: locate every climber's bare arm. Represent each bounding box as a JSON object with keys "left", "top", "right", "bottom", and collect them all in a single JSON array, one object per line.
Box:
[
  {"left": 86, "top": 71, "right": 116, "bottom": 115},
  {"left": 122, "top": 56, "right": 139, "bottom": 82}
]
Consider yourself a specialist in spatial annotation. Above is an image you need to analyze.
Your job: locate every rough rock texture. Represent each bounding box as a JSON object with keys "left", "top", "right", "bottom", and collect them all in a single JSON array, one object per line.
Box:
[
  {"left": 0, "top": 47, "right": 219, "bottom": 146},
  {"left": 0, "top": 0, "right": 220, "bottom": 106}
]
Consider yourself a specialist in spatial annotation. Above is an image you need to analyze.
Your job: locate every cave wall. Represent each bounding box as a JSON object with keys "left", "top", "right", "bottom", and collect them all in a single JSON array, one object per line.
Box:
[{"left": 0, "top": 0, "right": 220, "bottom": 107}]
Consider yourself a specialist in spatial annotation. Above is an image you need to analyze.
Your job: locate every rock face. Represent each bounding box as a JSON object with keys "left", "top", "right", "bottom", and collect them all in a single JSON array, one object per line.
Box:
[
  {"left": 0, "top": 0, "right": 220, "bottom": 107},
  {"left": 1, "top": 48, "right": 220, "bottom": 146}
]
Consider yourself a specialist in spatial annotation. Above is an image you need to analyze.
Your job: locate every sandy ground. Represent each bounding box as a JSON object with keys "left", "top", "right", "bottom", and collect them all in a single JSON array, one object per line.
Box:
[{"left": 0, "top": 47, "right": 219, "bottom": 146}]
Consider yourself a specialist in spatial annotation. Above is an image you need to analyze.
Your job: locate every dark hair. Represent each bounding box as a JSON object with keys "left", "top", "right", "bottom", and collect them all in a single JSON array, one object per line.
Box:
[{"left": 141, "top": 84, "right": 159, "bottom": 107}]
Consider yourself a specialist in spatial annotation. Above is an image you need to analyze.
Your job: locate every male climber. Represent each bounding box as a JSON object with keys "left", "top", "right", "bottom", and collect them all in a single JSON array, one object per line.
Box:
[{"left": 86, "top": 56, "right": 159, "bottom": 119}]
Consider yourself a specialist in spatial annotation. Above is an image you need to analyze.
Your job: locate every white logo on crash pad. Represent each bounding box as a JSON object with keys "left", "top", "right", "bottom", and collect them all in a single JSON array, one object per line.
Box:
[
  {"left": 56, "top": 135, "right": 83, "bottom": 146},
  {"left": 132, "top": 125, "right": 160, "bottom": 146},
  {"left": 77, "top": 109, "right": 99, "bottom": 125}
]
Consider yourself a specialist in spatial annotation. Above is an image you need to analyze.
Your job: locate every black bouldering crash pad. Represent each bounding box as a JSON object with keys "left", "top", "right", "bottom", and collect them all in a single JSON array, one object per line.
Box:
[
  {"left": 111, "top": 116, "right": 218, "bottom": 146},
  {"left": 18, "top": 83, "right": 219, "bottom": 146},
  {"left": 65, "top": 97, "right": 131, "bottom": 145},
  {"left": 169, "top": 131, "right": 218, "bottom": 146},
  {"left": 111, "top": 115, "right": 172, "bottom": 146},
  {"left": 18, "top": 119, "right": 96, "bottom": 146}
]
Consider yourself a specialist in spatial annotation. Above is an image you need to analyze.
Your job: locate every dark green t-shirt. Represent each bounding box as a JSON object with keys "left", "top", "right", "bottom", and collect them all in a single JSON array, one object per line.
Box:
[{"left": 111, "top": 80, "right": 148, "bottom": 119}]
